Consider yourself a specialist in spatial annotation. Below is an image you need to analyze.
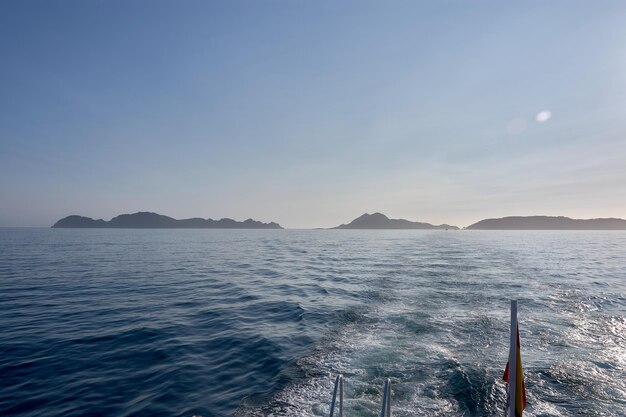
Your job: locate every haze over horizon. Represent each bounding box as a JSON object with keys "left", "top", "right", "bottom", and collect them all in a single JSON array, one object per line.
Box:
[{"left": 2, "top": 1, "right": 626, "bottom": 229}]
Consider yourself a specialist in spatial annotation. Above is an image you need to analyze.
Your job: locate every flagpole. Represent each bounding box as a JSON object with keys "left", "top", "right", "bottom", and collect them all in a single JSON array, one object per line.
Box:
[{"left": 508, "top": 300, "right": 518, "bottom": 417}]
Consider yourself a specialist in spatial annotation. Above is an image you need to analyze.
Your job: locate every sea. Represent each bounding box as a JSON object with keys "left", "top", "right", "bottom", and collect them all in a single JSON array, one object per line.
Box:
[{"left": 0, "top": 228, "right": 624, "bottom": 417}]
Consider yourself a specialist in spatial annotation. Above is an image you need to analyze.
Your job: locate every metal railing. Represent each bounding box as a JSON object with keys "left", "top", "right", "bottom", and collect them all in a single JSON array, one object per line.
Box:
[
  {"left": 329, "top": 374, "right": 343, "bottom": 417},
  {"left": 380, "top": 378, "right": 391, "bottom": 417},
  {"left": 328, "top": 375, "right": 392, "bottom": 417}
]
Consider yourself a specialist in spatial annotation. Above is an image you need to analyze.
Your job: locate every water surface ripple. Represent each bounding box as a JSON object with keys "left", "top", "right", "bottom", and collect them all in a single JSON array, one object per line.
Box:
[{"left": 1, "top": 229, "right": 624, "bottom": 416}]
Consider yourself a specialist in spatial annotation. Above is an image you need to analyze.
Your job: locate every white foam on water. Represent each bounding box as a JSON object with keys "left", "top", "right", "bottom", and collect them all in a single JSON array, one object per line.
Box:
[
  {"left": 234, "top": 232, "right": 626, "bottom": 417},
  {"left": 236, "top": 293, "right": 496, "bottom": 417}
]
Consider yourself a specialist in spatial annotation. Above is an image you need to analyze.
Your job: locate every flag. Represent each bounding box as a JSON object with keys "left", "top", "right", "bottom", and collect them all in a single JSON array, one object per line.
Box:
[{"left": 503, "top": 324, "right": 526, "bottom": 417}]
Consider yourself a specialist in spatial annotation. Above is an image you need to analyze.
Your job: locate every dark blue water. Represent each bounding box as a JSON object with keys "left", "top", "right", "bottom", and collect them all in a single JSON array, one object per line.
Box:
[{"left": 1, "top": 229, "right": 624, "bottom": 417}]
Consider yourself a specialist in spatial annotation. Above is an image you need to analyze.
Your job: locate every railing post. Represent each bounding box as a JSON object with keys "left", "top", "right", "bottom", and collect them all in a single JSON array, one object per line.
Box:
[
  {"left": 329, "top": 375, "right": 340, "bottom": 417},
  {"left": 330, "top": 375, "right": 345, "bottom": 417},
  {"left": 379, "top": 378, "right": 392, "bottom": 417},
  {"left": 386, "top": 379, "right": 391, "bottom": 417},
  {"left": 380, "top": 379, "right": 390, "bottom": 417},
  {"left": 339, "top": 375, "right": 344, "bottom": 417}
]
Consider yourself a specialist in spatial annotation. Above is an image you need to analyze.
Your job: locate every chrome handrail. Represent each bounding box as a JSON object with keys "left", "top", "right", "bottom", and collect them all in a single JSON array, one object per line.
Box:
[
  {"left": 328, "top": 375, "right": 391, "bottom": 417},
  {"left": 329, "top": 374, "right": 343, "bottom": 417},
  {"left": 380, "top": 378, "right": 391, "bottom": 417}
]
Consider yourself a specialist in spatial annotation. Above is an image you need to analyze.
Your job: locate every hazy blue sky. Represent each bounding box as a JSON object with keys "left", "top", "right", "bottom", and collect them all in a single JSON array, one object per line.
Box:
[{"left": 1, "top": 1, "right": 625, "bottom": 228}]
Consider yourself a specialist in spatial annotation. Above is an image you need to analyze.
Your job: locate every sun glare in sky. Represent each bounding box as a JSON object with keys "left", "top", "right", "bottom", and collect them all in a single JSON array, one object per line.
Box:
[{"left": 535, "top": 111, "right": 552, "bottom": 123}]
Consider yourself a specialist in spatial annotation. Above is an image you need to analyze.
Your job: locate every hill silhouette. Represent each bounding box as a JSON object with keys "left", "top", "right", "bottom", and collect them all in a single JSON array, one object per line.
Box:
[
  {"left": 332, "top": 213, "right": 458, "bottom": 230},
  {"left": 467, "top": 216, "right": 626, "bottom": 230},
  {"left": 52, "top": 212, "right": 283, "bottom": 229}
]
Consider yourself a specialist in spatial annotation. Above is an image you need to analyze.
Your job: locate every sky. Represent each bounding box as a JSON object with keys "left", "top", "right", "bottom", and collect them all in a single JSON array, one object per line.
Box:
[{"left": 1, "top": 1, "right": 625, "bottom": 228}]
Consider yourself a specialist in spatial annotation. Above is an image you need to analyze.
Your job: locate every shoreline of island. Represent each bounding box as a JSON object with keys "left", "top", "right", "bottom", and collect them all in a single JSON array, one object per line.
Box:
[{"left": 49, "top": 212, "right": 626, "bottom": 230}]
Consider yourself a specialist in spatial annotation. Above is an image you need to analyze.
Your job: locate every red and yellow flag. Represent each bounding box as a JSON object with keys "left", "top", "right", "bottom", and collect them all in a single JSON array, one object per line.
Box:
[{"left": 503, "top": 324, "right": 526, "bottom": 417}]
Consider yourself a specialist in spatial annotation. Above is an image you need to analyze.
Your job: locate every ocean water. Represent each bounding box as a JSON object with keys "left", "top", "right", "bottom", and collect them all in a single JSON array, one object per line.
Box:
[{"left": 0, "top": 229, "right": 624, "bottom": 417}]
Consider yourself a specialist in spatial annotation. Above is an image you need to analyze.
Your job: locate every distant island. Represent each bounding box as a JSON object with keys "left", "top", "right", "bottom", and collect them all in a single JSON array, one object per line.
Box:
[
  {"left": 466, "top": 216, "right": 626, "bottom": 230},
  {"left": 52, "top": 212, "right": 283, "bottom": 229},
  {"left": 332, "top": 213, "right": 459, "bottom": 230},
  {"left": 50, "top": 212, "right": 626, "bottom": 230}
]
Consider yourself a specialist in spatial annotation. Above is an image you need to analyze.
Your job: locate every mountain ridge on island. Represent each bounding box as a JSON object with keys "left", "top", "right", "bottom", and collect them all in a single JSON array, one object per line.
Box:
[
  {"left": 332, "top": 213, "right": 458, "bottom": 230},
  {"left": 466, "top": 215, "right": 626, "bottom": 230},
  {"left": 52, "top": 212, "right": 283, "bottom": 229}
]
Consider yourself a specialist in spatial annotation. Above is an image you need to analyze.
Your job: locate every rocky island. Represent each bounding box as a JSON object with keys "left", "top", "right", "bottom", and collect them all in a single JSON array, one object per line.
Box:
[
  {"left": 332, "top": 213, "right": 458, "bottom": 230},
  {"left": 52, "top": 212, "right": 283, "bottom": 229},
  {"left": 466, "top": 216, "right": 626, "bottom": 230}
]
